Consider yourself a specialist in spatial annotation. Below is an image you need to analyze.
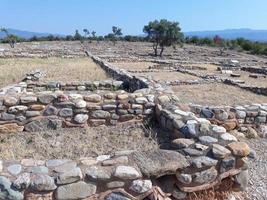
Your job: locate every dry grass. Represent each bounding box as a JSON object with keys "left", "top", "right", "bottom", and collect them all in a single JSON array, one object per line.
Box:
[
  {"left": 0, "top": 57, "right": 109, "bottom": 87},
  {"left": 172, "top": 83, "right": 267, "bottom": 106},
  {"left": 137, "top": 71, "right": 200, "bottom": 83},
  {"left": 114, "top": 61, "right": 158, "bottom": 71},
  {"left": 0, "top": 123, "right": 158, "bottom": 160}
]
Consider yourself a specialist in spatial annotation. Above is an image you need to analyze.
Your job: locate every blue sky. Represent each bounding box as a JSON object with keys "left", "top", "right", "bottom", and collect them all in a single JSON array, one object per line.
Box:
[{"left": 1, "top": 0, "right": 267, "bottom": 35}]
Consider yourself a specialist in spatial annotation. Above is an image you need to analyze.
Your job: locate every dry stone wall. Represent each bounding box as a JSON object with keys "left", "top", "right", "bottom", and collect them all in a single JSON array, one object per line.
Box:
[{"left": 0, "top": 51, "right": 258, "bottom": 200}]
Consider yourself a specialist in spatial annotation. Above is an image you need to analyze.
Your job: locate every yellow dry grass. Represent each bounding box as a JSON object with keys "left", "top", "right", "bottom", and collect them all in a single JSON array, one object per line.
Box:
[{"left": 0, "top": 57, "right": 109, "bottom": 87}]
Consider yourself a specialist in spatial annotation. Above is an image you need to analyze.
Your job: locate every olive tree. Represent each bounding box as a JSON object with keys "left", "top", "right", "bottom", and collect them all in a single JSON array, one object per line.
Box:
[
  {"left": 1, "top": 28, "right": 19, "bottom": 48},
  {"left": 143, "top": 19, "right": 184, "bottom": 57}
]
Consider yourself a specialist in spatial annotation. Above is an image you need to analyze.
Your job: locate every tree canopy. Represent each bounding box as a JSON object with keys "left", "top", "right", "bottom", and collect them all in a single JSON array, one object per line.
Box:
[{"left": 143, "top": 19, "right": 184, "bottom": 56}]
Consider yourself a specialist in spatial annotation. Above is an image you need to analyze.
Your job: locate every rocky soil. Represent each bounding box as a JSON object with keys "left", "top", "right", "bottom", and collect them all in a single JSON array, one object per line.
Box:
[{"left": 246, "top": 138, "right": 267, "bottom": 200}]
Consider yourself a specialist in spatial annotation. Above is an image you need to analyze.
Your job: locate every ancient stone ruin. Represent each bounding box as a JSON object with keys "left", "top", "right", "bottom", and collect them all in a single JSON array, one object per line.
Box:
[{"left": 0, "top": 50, "right": 265, "bottom": 200}]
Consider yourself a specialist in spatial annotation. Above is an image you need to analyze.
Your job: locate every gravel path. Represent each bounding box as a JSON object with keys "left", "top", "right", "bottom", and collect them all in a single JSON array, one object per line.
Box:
[{"left": 246, "top": 138, "right": 267, "bottom": 200}]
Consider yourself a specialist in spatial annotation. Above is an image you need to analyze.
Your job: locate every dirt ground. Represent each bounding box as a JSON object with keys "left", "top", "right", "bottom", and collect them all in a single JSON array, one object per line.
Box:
[
  {"left": 0, "top": 57, "right": 109, "bottom": 87},
  {"left": 0, "top": 123, "right": 158, "bottom": 160},
  {"left": 172, "top": 83, "right": 267, "bottom": 106}
]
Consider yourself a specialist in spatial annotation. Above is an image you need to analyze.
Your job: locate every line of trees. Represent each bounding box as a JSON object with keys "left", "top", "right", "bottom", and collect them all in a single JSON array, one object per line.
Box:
[
  {"left": 185, "top": 35, "right": 267, "bottom": 56},
  {"left": 1, "top": 20, "right": 267, "bottom": 56}
]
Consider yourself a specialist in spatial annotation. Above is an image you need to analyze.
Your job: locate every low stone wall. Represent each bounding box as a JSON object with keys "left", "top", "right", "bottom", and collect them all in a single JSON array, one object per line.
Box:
[
  {"left": 0, "top": 91, "right": 155, "bottom": 133},
  {"left": 155, "top": 95, "right": 249, "bottom": 196},
  {"left": 26, "top": 80, "right": 124, "bottom": 93},
  {"left": 224, "top": 79, "right": 267, "bottom": 96},
  {"left": 86, "top": 51, "right": 150, "bottom": 92},
  {"left": 241, "top": 66, "right": 267, "bottom": 75},
  {"left": 189, "top": 103, "right": 267, "bottom": 128}
]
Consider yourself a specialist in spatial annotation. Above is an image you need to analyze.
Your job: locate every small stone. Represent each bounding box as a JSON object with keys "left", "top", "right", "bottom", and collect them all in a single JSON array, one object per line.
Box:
[
  {"left": 244, "top": 127, "right": 259, "bottom": 139},
  {"left": 43, "top": 105, "right": 58, "bottom": 116},
  {"left": 57, "top": 167, "right": 82, "bottom": 185},
  {"left": 130, "top": 179, "right": 152, "bottom": 193},
  {"left": 0, "top": 112, "right": 15, "bottom": 121},
  {"left": 13, "top": 173, "right": 31, "bottom": 190},
  {"left": 25, "top": 111, "right": 41, "bottom": 118},
  {"left": 234, "top": 170, "right": 249, "bottom": 191},
  {"left": 104, "top": 192, "right": 130, "bottom": 200},
  {"left": 171, "top": 138, "right": 195, "bottom": 149},
  {"left": 199, "top": 136, "right": 218, "bottom": 145},
  {"left": 106, "top": 181, "right": 125, "bottom": 189},
  {"left": 113, "top": 166, "right": 141, "bottom": 180},
  {"left": 192, "top": 156, "right": 218, "bottom": 168},
  {"left": 135, "top": 97, "right": 148, "bottom": 104},
  {"left": 200, "top": 108, "right": 214, "bottom": 119},
  {"left": 172, "top": 187, "right": 187, "bottom": 199},
  {"left": 55, "top": 181, "right": 96, "bottom": 200},
  {"left": 8, "top": 105, "right": 28, "bottom": 114},
  {"left": 84, "top": 94, "right": 102, "bottom": 102},
  {"left": 236, "top": 110, "right": 246, "bottom": 119},
  {"left": 46, "top": 159, "right": 70, "bottom": 168},
  {"left": 91, "top": 110, "right": 110, "bottom": 119},
  {"left": 53, "top": 161, "right": 77, "bottom": 173},
  {"left": 4, "top": 97, "right": 18, "bottom": 106},
  {"left": 79, "top": 157, "right": 97, "bottom": 166},
  {"left": 212, "top": 125, "right": 227, "bottom": 134},
  {"left": 183, "top": 148, "right": 204, "bottom": 156},
  {"left": 85, "top": 166, "right": 113, "bottom": 181},
  {"left": 30, "top": 104, "right": 46, "bottom": 111},
  {"left": 7, "top": 164, "right": 22, "bottom": 175},
  {"left": 220, "top": 157, "right": 236, "bottom": 173},
  {"left": 176, "top": 173, "right": 192, "bottom": 184},
  {"left": 117, "top": 94, "right": 129, "bottom": 100},
  {"left": 68, "top": 94, "right": 83, "bottom": 101},
  {"left": 74, "top": 100, "right": 86, "bottom": 108},
  {"left": 195, "top": 143, "right": 209, "bottom": 151},
  {"left": 220, "top": 133, "right": 238, "bottom": 141},
  {"left": 74, "top": 114, "right": 88, "bottom": 124},
  {"left": 89, "top": 119, "right": 106, "bottom": 126},
  {"left": 38, "top": 93, "right": 56, "bottom": 104},
  {"left": 0, "top": 123, "right": 24, "bottom": 133},
  {"left": 222, "top": 120, "right": 237, "bottom": 131},
  {"left": 0, "top": 176, "right": 23, "bottom": 200},
  {"left": 96, "top": 154, "right": 111, "bottom": 162},
  {"left": 227, "top": 142, "right": 250, "bottom": 157},
  {"left": 212, "top": 144, "right": 231, "bottom": 159},
  {"left": 59, "top": 108, "right": 73, "bottom": 117},
  {"left": 102, "top": 156, "right": 128, "bottom": 166},
  {"left": 20, "top": 96, "right": 37, "bottom": 104},
  {"left": 192, "top": 167, "right": 218, "bottom": 184},
  {"left": 30, "top": 174, "right": 57, "bottom": 191},
  {"left": 30, "top": 166, "right": 49, "bottom": 174}
]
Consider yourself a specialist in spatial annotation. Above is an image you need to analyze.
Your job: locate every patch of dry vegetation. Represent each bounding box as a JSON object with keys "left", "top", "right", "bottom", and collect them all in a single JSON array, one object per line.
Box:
[
  {"left": 0, "top": 57, "right": 109, "bottom": 87},
  {"left": 172, "top": 83, "right": 267, "bottom": 106},
  {"left": 0, "top": 123, "right": 158, "bottom": 160}
]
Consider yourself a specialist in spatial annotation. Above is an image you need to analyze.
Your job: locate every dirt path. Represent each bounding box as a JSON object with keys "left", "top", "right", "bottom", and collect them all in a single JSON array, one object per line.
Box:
[{"left": 246, "top": 138, "right": 267, "bottom": 200}]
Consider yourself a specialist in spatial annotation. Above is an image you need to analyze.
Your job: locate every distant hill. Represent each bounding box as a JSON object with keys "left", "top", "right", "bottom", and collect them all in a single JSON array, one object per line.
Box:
[
  {"left": 0, "top": 28, "right": 64, "bottom": 39},
  {"left": 184, "top": 29, "right": 267, "bottom": 42}
]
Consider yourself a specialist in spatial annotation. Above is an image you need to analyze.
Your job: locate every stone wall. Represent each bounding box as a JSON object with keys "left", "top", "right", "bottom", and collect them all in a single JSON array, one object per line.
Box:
[
  {"left": 0, "top": 52, "right": 256, "bottom": 200},
  {"left": 0, "top": 91, "right": 155, "bottom": 133}
]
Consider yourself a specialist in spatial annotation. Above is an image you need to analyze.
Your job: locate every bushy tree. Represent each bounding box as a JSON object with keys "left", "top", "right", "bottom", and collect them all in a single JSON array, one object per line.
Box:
[
  {"left": 1, "top": 28, "right": 20, "bottom": 48},
  {"left": 143, "top": 19, "right": 184, "bottom": 56},
  {"left": 74, "top": 30, "right": 83, "bottom": 41},
  {"left": 105, "top": 26, "right": 122, "bottom": 45}
]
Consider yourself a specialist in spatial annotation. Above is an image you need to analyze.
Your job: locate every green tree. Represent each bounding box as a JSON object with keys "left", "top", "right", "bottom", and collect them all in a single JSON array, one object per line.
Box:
[
  {"left": 1, "top": 28, "right": 19, "bottom": 48},
  {"left": 143, "top": 19, "right": 184, "bottom": 57},
  {"left": 83, "top": 29, "right": 90, "bottom": 39},
  {"left": 74, "top": 30, "right": 83, "bottom": 41}
]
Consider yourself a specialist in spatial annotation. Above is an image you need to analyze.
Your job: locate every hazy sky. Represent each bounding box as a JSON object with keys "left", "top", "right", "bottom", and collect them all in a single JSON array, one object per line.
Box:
[{"left": 1, "top": 0, "right": 267, "bottom": 35}]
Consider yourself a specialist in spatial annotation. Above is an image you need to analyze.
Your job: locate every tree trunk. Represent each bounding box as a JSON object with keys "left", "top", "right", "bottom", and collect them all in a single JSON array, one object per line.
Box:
[
  {"left": 153, "top": 43, "right": 158, "bottom": 56},
  {"left": 159, "top": 46, "right": 164, "bottom": 57}
]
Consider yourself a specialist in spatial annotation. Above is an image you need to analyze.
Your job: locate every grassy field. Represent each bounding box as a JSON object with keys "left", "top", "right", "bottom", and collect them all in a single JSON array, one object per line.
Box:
[{"left": 0, "top": 57, "right": 109, "bottom": 87}]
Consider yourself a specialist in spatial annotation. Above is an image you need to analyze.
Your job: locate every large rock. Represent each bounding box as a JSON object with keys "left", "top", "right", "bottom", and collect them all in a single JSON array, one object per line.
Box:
[
  {"left": 113, "top": 166, "right": 141, "bottom": 180},
  {"left": 85, "top": 166, "right": 113, "bottom": 181},
  {"left": 24, "top": 117, "right": 62, "bottom": 132},
  {"left": 84, "top": 94, "right": 102, "bottom": 102},
  {"left": 171, "top": 138, "right": 195, "bottom": 149},
  {"left": 57, "top": 167, "right": 82, "bottom": 185},
  {"left": 104, "top": 192, "right": 131, "bottom": 200},
  {"left": 20, "top": 96, "right": 37, "bottom": 104},
  {"left": 91, "top": 110, "right": 110, "bottom": 119},
  {"left": 30, "top": 174, "right": 57, "bottom": 191},
  {"left": 0, "top": 112, "right": 16, "bottom": 121},
  {"left": 59, "top": 108, "right": 73, "bottom": 117},
  {"left": 43, "top": 105, "right": 58, "bottom": 116},
  {"left": 4, "top": 97, "right": 18, "bottom": 106},
  {"left": 227, "top": 142, "right": 250, "bottom": 157},
  {"left": 212, "top": 144, "right": 231, "bottom": 159},
  {"left": 130, "top": 179, "right": 152, "bottom": 193},
  {"left": 74, "top": 114, "right": 88, "bottom": 124},
  {"left": 130, "top": 150, "right": 189, "bottom": 177},
  {"left": 192, "top": 167, "right": 218, "bottom": 184},
  {"left": 55, "top": 181, "right": 96, "bottom": 200},
  {"left": 0, "top": 123, "right": 24, "bottom": 133},
  {"left": 191, "top": 156, "right": 218, "bottom": 169},
  {"left": 0, "top": 176, "right": 23, "bottom": 200},
  {"left": 38, "top": 93, "right": 56, "bottom": 104}
]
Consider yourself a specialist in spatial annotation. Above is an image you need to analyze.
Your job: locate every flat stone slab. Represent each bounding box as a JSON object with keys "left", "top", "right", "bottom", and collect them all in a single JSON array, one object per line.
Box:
[{"left": 130, "top": 149, "right": 189, "bottom": 177}]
